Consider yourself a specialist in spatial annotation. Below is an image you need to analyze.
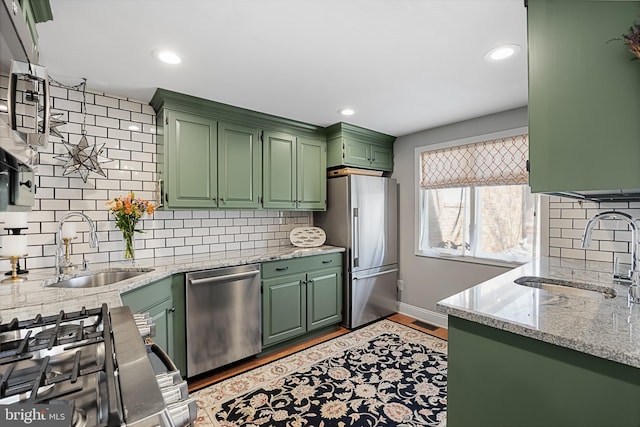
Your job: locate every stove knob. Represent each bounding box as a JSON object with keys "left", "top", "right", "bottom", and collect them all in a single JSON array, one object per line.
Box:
[
  {"left": 156, "top": 371, "right": 182, "bottom": 388},
  {"left": 166, "top": 398, "right": 198, "bottom": 427},
  {"left": 161, "top": 381, "right": 189, "bottom": 405}
]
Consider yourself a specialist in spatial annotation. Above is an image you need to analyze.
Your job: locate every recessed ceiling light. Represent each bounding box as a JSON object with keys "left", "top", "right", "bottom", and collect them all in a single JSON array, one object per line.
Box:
[
  {"left": 484, "top": 44, "right": 521, "bottom": 62},
  {"left": 153, "top": 50, "right": 182, "bottom": 65},
  {"left": 339, "top": 108, "right": 355, "bottom": 116}
]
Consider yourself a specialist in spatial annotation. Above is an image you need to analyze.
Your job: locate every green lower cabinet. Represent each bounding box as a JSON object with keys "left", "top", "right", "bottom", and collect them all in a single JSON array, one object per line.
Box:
[
  {"left": 262, "top": 273, "right": 307, "bottom": 346},
  {"left": 307, "top": 267, "right": 342, "bottom": 331},
  {"left": 121, "top": 275, "right": 186, "bottom": 375},
  {"left": 262, "top": 254, "right": 342, "bottom": 347},
  {"left": 447, "top": 316, "right": 640, "bottom": 427}
]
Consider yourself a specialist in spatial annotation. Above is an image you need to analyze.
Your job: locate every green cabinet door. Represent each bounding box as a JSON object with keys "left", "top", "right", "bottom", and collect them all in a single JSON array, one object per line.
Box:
[
  {"left": 297, "top": 138, "right": 326, "bottom": 210},
  {"left": 121, "top": 275, "right": 186, "bottom": 375},
  {"left": 370, "top": 144, "right": 393, "bottom": 171},
  {"left": 528, "top": 0, "right": 640, "bottom": 193},
  {"left": 262, "top": 273, "right": 307, "bottom": 346},
  {"left": 263, "top": 131, "right": 297, "bottom": 209},
  {"left": 307, "top": 266, "right": 342, "bottom": 331},
  {"left": 448, "top": 316, "right": 640, "bottom": 427},
  {"left": 218, "top": 122, "right": 262, "bottom": 209},
  {"left": 167, "top": 110, "right": 218, "bottom": 208},
  {"left": 343, "top": 138, "right": 371, "bottom": 169},
  {"left": 146, "top": 297, "right": 175, "bottom": 357}
]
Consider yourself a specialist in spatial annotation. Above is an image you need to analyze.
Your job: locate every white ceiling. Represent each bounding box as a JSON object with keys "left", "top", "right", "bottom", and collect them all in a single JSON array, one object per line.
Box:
[{"left": 36, "top": 0, "right": 528, "bottom": 137}]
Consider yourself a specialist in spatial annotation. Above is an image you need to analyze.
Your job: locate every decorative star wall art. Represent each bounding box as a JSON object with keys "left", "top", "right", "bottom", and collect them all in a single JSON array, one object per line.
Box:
[
  {"left": 47, "top": 77, "right": 112, "bottom": 183},
  {"left": 53, "top": 134, "right": 110, "bottom": 183}
]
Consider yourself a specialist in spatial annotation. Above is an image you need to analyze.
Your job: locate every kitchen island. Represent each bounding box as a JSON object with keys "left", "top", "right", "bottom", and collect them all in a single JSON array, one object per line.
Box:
[
  {"left": 437, "top": 257, "right": 640, "bottom": 426},
  {"left": 0, "top": 245, "right": 344, "bottom": 319}
]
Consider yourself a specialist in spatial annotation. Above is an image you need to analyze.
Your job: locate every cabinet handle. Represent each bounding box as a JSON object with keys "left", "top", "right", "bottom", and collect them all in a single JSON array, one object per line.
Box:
[
  {"left": 275, "top": 266, "right": 289, "bottom": 271},
  {"left": 220, "top": 198, "right": 225, "bottom": 202},
  {"left": 212, "top": 197, "right": 217, "bottom": 201},
  {"left": 322, "top": 259, "right": 333, "bottom": 264},
  {"left": 167, "top": 307, "right": 175, "bottom": 313}
]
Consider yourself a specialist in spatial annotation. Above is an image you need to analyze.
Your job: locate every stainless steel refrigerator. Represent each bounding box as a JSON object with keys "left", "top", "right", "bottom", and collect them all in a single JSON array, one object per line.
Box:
[{"left": 314, "top": 175, "right": 398, "bottom": 329}]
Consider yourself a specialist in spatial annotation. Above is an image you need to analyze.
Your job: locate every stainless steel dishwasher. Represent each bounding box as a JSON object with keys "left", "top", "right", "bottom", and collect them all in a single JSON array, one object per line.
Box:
[{"left": 185, "top": 264, "right": 261, "bottom": 377}]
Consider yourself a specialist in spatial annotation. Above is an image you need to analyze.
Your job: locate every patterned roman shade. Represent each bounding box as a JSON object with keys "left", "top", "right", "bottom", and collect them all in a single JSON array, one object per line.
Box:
[{"left": 420, "top": 134, "right": 528, "bottom": 189}]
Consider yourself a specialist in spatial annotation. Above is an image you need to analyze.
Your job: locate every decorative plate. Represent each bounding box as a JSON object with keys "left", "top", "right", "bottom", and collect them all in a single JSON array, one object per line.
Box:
[{"left": 289, "top": 227, "right": 327, "bottom": 247}]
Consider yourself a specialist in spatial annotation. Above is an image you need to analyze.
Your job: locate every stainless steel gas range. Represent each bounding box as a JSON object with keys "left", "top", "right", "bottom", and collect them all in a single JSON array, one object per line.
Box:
[{"left": 0, "top": 304, "right": 197, "bottom": 427}]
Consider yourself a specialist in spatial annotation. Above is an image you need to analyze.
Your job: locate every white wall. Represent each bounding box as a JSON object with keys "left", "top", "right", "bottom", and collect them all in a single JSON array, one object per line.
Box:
[{"left": 392, "top": 107, "right": 528, "bottom": 324}]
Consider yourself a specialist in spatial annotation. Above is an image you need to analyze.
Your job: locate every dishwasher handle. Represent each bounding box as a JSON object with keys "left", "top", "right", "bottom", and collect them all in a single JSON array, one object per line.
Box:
[{"left": 188, "top": 270, "right": 259, "bottom": 285}]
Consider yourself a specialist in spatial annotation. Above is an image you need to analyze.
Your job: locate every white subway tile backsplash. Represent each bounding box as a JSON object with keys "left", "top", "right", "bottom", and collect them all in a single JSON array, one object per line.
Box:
[
  {"left": 546, "top": 196, "right": 638, "bottom": 267},
  {"left": 107, "top": 107, "right": 131, "bottom": 120},
  {"left": 0, "top": 81, "right": 311, "bottom": 271}
]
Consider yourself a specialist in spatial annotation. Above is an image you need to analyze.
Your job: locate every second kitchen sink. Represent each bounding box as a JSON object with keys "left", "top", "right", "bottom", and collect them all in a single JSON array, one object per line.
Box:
[
  {"left": 48, "top": 269, "right": 155, "bottom": 289},
  {"left": 514, "top": 276, "right": 617, "bottom": 299}
]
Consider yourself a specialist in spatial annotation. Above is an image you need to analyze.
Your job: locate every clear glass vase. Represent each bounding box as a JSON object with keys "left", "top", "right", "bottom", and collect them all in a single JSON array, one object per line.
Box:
[{"left": 123, "top": 230, "right": 135, "bottom": 260}]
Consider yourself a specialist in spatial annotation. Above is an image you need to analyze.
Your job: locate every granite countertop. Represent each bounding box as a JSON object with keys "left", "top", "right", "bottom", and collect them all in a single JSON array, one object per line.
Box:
[
  {"left": 437, "top": 256, "right": 640, "bottom": 368},
  {"left": 0, "top": 245, "right": 344, "bottom": 321}
]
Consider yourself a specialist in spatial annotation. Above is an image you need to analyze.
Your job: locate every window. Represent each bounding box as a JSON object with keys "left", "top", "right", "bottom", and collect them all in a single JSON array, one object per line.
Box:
[{"left": 417, "top": 130, "right": 538, "bottom": 265}]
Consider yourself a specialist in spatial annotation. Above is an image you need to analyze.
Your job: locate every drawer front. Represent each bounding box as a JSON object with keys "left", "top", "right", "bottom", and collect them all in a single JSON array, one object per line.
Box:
[
  {"left": 261, "top": 253, "right": 342, "bottom": 279},
  {"left": 303, "top": 253, "right": 342, "bottom": 272}
]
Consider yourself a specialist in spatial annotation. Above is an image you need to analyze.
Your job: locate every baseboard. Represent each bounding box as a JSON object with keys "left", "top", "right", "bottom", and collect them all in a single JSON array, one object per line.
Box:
[{"left": 398, "top": 302, "right": 448, "bottom": 329}]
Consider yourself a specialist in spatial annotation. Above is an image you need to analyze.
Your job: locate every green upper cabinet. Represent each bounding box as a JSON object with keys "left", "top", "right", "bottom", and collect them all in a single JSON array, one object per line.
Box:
[
  {"left": 296, "top": 137, "right": 326, "bottom": 210},
  {"left": 218, "top": 122, "right": 262, "bottom": 209},
  {"left": 263, "top": 132, "right": 327, "bottom": 210},
  {"left": 263, "top": 131, "right": 297, "bottom": 209},
  {"left": 326, "top": 122, "right": 396, "bottom": 172},
  {"left": 151, "top": 88, "right": 327, "bottom": 210},
  {"left": 165, "top": 110, "right": 218, "bottom": 208},
  {"left": 527, "top": 0, "right": 640, "bottom": 194}
]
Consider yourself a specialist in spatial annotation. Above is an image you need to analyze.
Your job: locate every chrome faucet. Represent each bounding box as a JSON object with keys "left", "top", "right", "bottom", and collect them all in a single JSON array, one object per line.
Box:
[
  {"left": 55, "top": 212, "right": 99, "bottom": 277},
  {"left": 581, "top": 210, "right": 638, "bottom": 283}
]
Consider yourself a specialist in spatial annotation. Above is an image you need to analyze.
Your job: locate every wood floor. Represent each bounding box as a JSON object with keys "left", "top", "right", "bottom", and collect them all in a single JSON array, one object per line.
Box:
[{"left": 188, "top": 313, "right": 447, "bottom": 393}]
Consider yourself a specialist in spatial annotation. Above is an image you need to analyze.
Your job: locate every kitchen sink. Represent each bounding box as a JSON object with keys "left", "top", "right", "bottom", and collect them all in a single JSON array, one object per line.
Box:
[
  {"left": 48, "top": 269, "right": 154, "bottom": 289},
  {"left": 514, "top": 276, "right": 617, "bottom": 299}
]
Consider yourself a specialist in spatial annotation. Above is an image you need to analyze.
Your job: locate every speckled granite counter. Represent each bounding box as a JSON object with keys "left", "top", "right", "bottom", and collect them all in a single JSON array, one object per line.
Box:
[
  {"left": 437, "top": 256, "right": 640, "bottom": 369},
  {"left": 0, "top": 245, "right": 344, "bottom": 321}
]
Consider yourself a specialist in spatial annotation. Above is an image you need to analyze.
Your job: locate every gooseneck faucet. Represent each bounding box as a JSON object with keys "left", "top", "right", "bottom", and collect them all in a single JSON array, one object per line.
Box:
[
  {"left": 55, "top": 211, "right": 99, "bottom": 277},
  {"left": 581, "top": 210, "right": 638, "bottom": 283}
]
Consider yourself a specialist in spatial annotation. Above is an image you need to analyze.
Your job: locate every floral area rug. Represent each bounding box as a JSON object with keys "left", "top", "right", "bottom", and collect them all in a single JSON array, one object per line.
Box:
[{"left": 193, "top": 319, "right": 448, "bottom": 426}]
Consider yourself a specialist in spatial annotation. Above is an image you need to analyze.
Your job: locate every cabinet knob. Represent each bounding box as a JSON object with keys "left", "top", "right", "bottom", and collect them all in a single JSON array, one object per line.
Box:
[{"left": 168, "top": 307, "right": 176, "bottom": 313}]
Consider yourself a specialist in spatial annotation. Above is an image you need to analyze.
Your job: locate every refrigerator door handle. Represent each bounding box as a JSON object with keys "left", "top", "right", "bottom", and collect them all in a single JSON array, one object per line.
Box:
[
  {"left": 353, "top": 207, "right": 359, "bottom": 268},
  {"left": 353, "top": 268, "right": 399, "bottom": 281}
]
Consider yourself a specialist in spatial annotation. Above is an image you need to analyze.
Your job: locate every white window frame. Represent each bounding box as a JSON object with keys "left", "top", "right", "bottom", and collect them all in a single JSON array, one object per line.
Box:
[{"left": 414, "top": 126, "right": 540, "bottom": 268}]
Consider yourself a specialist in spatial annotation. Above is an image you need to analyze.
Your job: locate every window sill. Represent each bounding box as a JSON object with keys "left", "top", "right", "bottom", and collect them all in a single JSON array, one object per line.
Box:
[{"left": 414, "top": 251, "right": 528, "bottom": 269}]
